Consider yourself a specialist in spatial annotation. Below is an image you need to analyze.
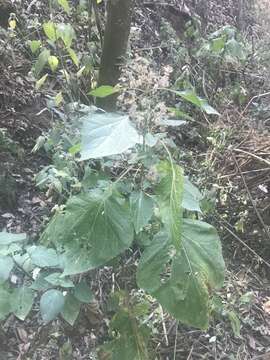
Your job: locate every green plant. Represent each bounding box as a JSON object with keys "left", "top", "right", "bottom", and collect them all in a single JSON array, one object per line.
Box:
[{"left": 0, "top": 89, "right": 225, "bottom": 358}]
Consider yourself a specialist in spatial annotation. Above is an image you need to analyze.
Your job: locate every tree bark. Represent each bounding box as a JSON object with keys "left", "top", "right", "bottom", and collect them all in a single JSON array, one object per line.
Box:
[
  {"left": 236, "top": 0, "right": 245, "bottom": 31},
  {"left": 97, "top": 0, "right": 133, "bottom": 111},
  {"left": 195, "top": 0, "right": 208, "bottom": 34},
  {"left": 0, "top": 0, "right": 14, "bottom": 28}
]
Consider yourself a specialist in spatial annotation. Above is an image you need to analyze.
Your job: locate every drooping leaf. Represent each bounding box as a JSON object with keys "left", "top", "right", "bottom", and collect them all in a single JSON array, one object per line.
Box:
[
  {"left": 130, "top": 191, "right": 154, "bottom": 234},
  {"left": 74, "top": 281, "right": 93, "bottom": 303},
  {"left": 89, "top": 85, "right": 120, "bottom": 98},
  {"left": 137, "top": 219, "right": 225, "bottom": 329},
  {"left": 61, "top": 294, "right": 81, "bottom": 325},
  {"left": 158, "top": 119, "right": 186, "bottom": 127},
  {"left": 156, "top": 161, "right": 184, "bottom": 250},
  {"left": 0, "top": 256, "right": 13, "bottom": 282},
  {"left": 170, "top": 89, "right": 220, "bottom": 115},
  {"left": 182, "top": 177, "right": 203, "bottom": 212},
  {"left": 0, "top": 232, "right": 26, "bottom": 245},
  {"left": 67, "top": 47, "right": 79, "bottom": 67},
  {"left": 56, "top": 23, "right": 76, "bottom": 48},
  {"left": 80, "top": 112, "right": 141, "bottom": 160},
  {"left": 45, "top": 273, "right": 74, "bottom": 288},
  {"left": 40, "top": 190, "right": 134, "bottom": 276},
  {"left": 36, "top": 73, "right": 48, "bottom": 90},
  {"left": 228, "top": 311, "right": 241, "bottom": 337},
  {"left": 34, "top": 48, "right": 50, "bottom": 77},
  {"left": 40, "top": 289, "right": 65, "bottom": 323},
  {"left": 12, "top": 287, "right": 35, "bottom": 321},
  {"left": 27, "top": 245, "right": 59, "bottom": 268}
]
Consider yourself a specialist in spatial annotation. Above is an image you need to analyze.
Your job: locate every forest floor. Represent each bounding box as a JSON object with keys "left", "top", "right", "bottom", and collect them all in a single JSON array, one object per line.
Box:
[{"left": 0, "top": 0, "right": 270, "bottom": 359}]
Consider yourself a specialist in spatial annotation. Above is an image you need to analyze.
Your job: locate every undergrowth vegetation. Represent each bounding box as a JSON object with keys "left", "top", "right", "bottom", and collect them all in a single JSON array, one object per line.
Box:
[{"left": 0, "top": 0, "right": 269, "bottom": 358}]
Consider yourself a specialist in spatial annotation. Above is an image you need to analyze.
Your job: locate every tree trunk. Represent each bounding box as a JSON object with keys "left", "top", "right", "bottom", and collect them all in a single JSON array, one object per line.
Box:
[
  {"left": 195, "top": 0, "right": 208, "bottom": 34},
  {"left": 236, "top": 0, "right": 245, "bottom": 31},
  {"left": 0, "top": 0, "right": 14, "bottom": 28},
  {"left": 97, "top": 0, "right": 133, "bottom": 111}
]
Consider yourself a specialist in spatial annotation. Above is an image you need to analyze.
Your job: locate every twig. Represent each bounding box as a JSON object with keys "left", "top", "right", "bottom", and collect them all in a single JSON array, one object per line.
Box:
[
  {"left": 160, "top": 305, "right": 169, "bottom": 347},
  {"left": 219, "top": 220, "right": 270, "bottom": 269},
  {"left": 186, "top": 345, "right": 194, "bottom": 360},
  {"left": 173, "top": 322, "right": 179, "bottom": 360},
  {"left": 233, "top": 148, "right": 270, "bottom": 167},
  {"left": 231, "top": 151, "right": 270, "bottom": 242},
  {"left": 240, "top": 91, "right": 270, "bottom": 117},
  {"left": 26, "top": 0, "right": 38, "bottom": 13},
  {"left": 93, "top": 0, "right": 103, "bottom": 47}
]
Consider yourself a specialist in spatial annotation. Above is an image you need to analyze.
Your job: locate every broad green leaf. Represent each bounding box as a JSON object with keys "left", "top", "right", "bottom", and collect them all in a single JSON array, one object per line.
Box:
[
  {"left": 211, "top": 37, "right": 225, "bottom": 53},
  {"left": 68, "top": 143, "right": 81, "bottom": 155},
  {"left": 40, "top": 190, "right": 134, "bottom": 275},
  {"left": 0, "top": 287, "right": 12, "bottom": 320},
  {"left": 80, "top": 112, "right": 142, "bottom": 160},
  {"left": 74, "top": 281, "right": 93, "bottom": 303},
  {"left": 170, "top": 89, "right": 220, "bottom": 115},
  {"left": 40, "top": 289, "right": 65, "bottom": 323},
  {"left": 57, "top": 0, "right": 70, "bottom": 13},
  {"left": 12, "top": 287, "right": 35, "bottom": 321},
  {"left": 27, "top": 245, "right": 59, "bottom": 268},
  {"left": 30, "top": 271, "right": 51, "bottom": 291},
  {"left": 0, "top": 243, "right": 21, "bottom": 256},
  {"left": 45, "top": 273, "right": 74, "bottom": 288},
  {"left": 34, "top": 48, "right": 50, "bottom": 77},
  {"left": 0, "top": 256, "right": 13, "bottom": 282},
  {"left": 156, "top": 161, "right": 184, "bottom": 250},
  {"left": 48, "top": 55, "right": 59, "bottom": 72},
  {"left": 137, "top": 219, "right": 225, "bottom": 329},
  {"left": 29, "top": 40, "right": 41, "bottom": 54},
  {"left": 183, "top": 177, "right": 203, "bottom": 212},
  {"left": 89, "top": 85, "right": 120, "bottom": 98},
  {"left": 136, "top": 232, "right": 171, "bottom": 293},
  {"left": 0, "top": 231, "right": 26, "bottom": 245},
  {"left": 13, "top": 252, "right": 33, "bottom": 273},
  {"left": 61, "top": 294, "right": 81, "bottom": 325},
  {"left": 226, "top": 38, "right": 245, "bottom": 60},
  {"left": 101, "top": 309, "right": 150, "bottom": 360},
  {"left": 130, "top": 191, "right": 154, "bottom": 234},
  {"left": 56, "top": 23, "right": 76, "bottom": 48},
  {"left": 43, "top": 22, "right": 57, "bottom": 41}
]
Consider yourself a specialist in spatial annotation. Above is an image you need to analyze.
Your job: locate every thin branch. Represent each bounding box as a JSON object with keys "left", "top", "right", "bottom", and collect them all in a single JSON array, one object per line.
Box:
[
  {"left": 233, "top": 148, "right": 270, "bottom": 167},
  {"left": 240, "top": 91, "right": 270, "bottom": 117},
  {"left": 231, "top": 151, "right": 270, "bottom": 242},
  {"left": 219, "top": 219, "right": 270, "bottom": 269}
]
